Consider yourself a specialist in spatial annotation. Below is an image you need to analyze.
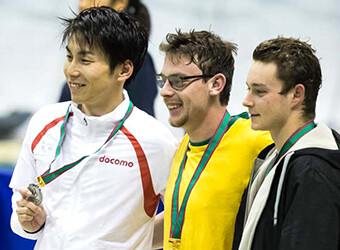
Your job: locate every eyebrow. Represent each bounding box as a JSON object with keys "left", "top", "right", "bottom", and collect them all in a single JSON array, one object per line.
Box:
[
  {"left": 65, "top": 45, "right": 94, "bottom": 56},
  {"left": 160, "top": 72, "right": 188, "bottom": 78},
  {"left": 246, "top": 82, "right": 267, "bottom": 87}
]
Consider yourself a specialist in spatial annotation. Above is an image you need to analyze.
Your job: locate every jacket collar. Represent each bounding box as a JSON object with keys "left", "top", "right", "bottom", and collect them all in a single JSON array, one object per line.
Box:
[{"left": 70, "top": 90, "right": 131, "bottom": 129}]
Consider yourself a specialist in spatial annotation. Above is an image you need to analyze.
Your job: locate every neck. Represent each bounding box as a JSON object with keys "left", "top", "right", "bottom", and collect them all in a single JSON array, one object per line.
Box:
[
  {"left": 80, "top": 93, "right": 124, "bottom": 117},
  {"left": 186, "top": 106, "right": 227, "bottom": 143},
  {"left": 271, "top": 115, "right": 312, "bottom": 151}
]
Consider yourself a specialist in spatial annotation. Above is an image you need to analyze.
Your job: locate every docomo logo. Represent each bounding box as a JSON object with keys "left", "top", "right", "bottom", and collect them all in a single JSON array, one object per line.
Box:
[{"left": 99, "top": 155, "right": 134, "bottom": 168}]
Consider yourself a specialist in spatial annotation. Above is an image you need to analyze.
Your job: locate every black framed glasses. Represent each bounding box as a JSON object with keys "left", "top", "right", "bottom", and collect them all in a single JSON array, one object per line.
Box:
[{"left": 155, "top": 73, "right": 214, "bottom": 91}]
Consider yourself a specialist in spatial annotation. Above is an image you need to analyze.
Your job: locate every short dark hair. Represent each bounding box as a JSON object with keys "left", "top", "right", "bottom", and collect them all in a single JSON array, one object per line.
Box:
[
  {"left": 61, "top": 6, "right": 148, "bottom": 87},
  {"left": 253, "top": 37, "right": 322, "bottom": 120},
  {"left": 159, "top": 29, "right": 237, "bottom": 106}
]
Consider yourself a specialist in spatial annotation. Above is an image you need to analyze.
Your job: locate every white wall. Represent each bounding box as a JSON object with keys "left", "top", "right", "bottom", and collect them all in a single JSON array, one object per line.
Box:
[
  {"left": 0, "top": 0, "right": 78, "bottom": 112},
  {"left": 0, "top": 0, "right": 339, "bottom": 139},
  {"left": 147, "top": 0, "right": 340, "bottom": 135}
]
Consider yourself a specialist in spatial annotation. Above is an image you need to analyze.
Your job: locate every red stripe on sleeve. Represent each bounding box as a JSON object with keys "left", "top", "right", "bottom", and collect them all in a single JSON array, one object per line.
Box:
[{"left": 121, "top": 125, "right": 160, "bottom": 218}]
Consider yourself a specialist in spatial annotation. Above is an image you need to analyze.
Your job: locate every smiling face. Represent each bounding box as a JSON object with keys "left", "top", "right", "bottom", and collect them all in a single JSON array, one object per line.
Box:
[
  {"left": 63, "top": 36, "right": 122, "bottom": 116},
  {"left": 160, "top": 55, "right": 212, "bottom": 132},
  {"left": 243, "top": 61, "right": 292, "bottom": 134}
]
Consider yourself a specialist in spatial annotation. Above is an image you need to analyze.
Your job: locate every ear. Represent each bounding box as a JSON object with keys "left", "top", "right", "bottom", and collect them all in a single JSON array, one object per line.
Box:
[
  {"left": 209, "top": 73, "right": 226, "bottom": 96},
  {"left": 291, "top": 83, "right": 305, "bottom": 107},
  {"left": 116, "top": 60, "right": 134, "bottom": 82}
]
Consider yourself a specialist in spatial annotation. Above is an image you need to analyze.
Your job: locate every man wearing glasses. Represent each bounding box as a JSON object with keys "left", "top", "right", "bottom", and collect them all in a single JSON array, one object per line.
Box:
[{"left": 152, "top": 30, "right": 273, "bottom": 250}]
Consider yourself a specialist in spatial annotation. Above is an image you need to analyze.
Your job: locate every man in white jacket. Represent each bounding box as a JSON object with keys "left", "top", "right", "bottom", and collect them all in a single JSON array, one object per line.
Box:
[{"left": 10, "top": 7, "right": 177, "bottom": 249}]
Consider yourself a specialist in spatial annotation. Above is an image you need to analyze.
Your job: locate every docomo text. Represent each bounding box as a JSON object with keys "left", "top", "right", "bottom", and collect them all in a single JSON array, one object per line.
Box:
[{"left": 99, "top": 155, "right": 134, "bottom": 168}]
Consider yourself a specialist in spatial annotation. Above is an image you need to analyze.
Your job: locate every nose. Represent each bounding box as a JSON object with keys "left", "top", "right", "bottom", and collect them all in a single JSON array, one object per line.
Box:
[
  {"left": 64, "top": 60, "right": 80, "bottom": 79},
  {"left": 242, "top": 92, "right": 254, "bottom": 108},
  {"left": 160, "top": 79, "right": 175, "bottom": 98}
]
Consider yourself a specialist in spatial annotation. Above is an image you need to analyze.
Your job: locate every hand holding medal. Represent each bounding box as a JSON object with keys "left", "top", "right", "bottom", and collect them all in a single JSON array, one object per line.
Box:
[{"left": 16, "top": 185, "right": 47, "bottom": 233}]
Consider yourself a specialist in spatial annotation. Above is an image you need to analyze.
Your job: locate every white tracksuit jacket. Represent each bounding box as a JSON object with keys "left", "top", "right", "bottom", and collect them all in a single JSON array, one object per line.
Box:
[{"left": 10, "top": 91, "right": 178, "bottom": 250}]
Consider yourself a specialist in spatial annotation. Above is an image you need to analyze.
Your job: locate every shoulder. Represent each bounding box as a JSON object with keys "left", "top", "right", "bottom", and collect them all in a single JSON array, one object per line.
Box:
[
  {"left": 21, "top": 102, "right": 71, "bottom": 152},
  {"left": 173, "top": 134, "right": 189, "bottom": 157},
  {"left": 31, "top": 102, "right": 70, "bottom": 122},
  {"left": 288, "top": 149, "right": 338, "bottom": 173},
  {"left": 124, "top": 107, "right": 178, "bottom": 147},
  {"left": 230, "top": 116, "right": 263, "bottom": 135},
  {"left": 28, "top": 102, "right": 71, "bottom": 132},
  {"left": 286, "top": 150, "right": 340, "bottom": 192},
  {"left": 228, "top": 116, "right": 273, "bottom": 146}
]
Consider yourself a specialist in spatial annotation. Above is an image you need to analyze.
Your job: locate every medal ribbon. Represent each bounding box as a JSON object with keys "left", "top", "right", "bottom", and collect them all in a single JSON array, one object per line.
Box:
[
  {"left": 36, "top": 101, "right": 134, "bottom": 187},
  {"left": 266, "top": 121, "right": 316, "bottom": 176},
  {"left": 169, "top": 110, "right": 233, "bottom": 240}
]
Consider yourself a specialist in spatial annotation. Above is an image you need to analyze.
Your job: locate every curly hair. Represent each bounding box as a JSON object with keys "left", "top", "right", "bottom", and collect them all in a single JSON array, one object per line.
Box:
[
  {"left": 253, "top": 37, "right": 322, "bottom": 120},
  {"left": 159, "top": 29, "right": 237, "bottom": 105}
]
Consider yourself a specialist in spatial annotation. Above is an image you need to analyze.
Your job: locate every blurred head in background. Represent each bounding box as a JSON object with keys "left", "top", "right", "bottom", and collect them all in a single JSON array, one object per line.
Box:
[{"left": 78, "top": 0, "right": 151, "bottom": 36}]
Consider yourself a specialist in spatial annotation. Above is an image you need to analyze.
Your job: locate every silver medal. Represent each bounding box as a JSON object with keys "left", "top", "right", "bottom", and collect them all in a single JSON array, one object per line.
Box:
[{"left": 27, "top": 183, "right": 43, "bottom": 206}]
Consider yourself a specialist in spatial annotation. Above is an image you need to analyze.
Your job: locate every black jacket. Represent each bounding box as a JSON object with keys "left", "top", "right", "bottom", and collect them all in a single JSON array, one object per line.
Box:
[{"left": 234, "top": 128, "right": 340, "bottom": 250}]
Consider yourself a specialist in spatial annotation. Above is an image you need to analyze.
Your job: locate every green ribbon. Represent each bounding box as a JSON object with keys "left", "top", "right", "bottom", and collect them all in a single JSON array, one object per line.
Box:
[
  {"left": 37, "top": 101, "right": 133, "bottom": 187},
  {"left": 170, "top": 110, "right": 234, "bottom": 239},
  {"left": 266, "top": 121, "right": 316, "bottom": 176}
]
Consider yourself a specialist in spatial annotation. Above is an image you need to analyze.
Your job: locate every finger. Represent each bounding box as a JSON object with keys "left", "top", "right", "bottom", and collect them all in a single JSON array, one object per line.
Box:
[
  {"left": 16, "top": 197, "right": 35, "bottom": 210},
  {"left": 26, "top": 201, "right": 43, "bottom": 214},
  {"left": 18, "top": 213, "right": 34, "bottom": 222},
  {"left": 16, "top": 206, "right": 36, "bottom": 217},
  {"left": 16, "top": 208, "right": 34, "bottom": 219},
  {"left": 16, "top": 198, "right": 30, "bottom": 208},
  {"left": 19, "top": 188, "right": 32, "bottom": 199},
  {"left": 16, "top": 202, "right": 43, "bottom": 218},
  {"left": 17, "top": 189, "right": 43, "bottom": 213}
]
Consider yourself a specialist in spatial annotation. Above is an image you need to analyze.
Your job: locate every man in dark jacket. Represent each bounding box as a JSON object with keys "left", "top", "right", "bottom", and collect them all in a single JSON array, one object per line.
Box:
[{"left": 237, "top": 37, "right": 340, "bottom": 250}]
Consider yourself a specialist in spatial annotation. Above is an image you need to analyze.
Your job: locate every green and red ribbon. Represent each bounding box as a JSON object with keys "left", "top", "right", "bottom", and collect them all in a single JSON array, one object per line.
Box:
[
  {"left": 169, "top": 110, "right": 234, "bottom": 241},
  {"left": 37, "top": 101, "right": 133, "bottom": 187},
  {"left": 266, "top": 121, "right": 316, "bottom": 176}
]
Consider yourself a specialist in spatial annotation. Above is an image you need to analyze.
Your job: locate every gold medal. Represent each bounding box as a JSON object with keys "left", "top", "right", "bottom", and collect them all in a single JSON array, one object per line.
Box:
[{"left": 168, "top": 238, "right": 181, "bottom": 250}]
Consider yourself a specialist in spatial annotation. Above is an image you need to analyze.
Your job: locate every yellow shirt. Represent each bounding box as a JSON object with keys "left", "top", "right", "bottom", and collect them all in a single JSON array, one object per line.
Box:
[{"left": 163, "top": 118, "right": 272, "bottom": 250}]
